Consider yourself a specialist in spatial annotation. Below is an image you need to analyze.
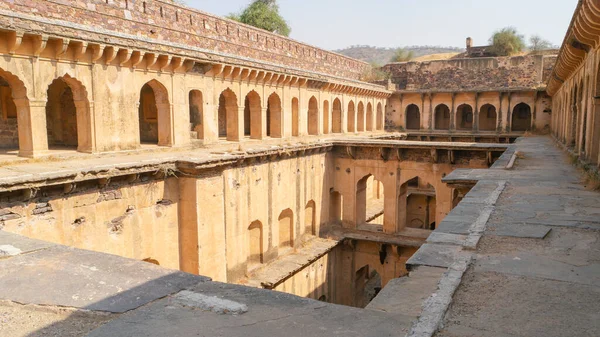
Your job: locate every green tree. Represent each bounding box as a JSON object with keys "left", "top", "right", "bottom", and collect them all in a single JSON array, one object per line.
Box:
[
  {"left": 390, "top": 48, "right": 414, "bottom": 62},
  {"left": 488, "top": 27, "right": 525, "bottom": 56},
  {"left": 529, "top": 35, "right": 553, "bottom": 52},
  {"left": 227, "top": 0, "right": 291, "bottom": 37}
]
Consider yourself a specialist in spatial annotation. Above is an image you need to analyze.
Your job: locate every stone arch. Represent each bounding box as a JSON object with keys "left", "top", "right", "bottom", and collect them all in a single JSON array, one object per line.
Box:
[
  {"left": 399, "top": 175, "right": 437, "bottom": 231},
  {"left": 0, "top": 68, "right": 33, "bottom": 157},
  {"left": 405, "top": 104, "right": 420, "bottom": 130},
  {"left": 376, "top": 102, "right": 384, "bottom": 130},
  {"left": 46, "top": 75, "right": 93, "bottom": 152},
  {"left": 244, "top": 90, "right": 262, "bottom": 139},
  {"left": 305, "top": 200, "right": 316, "bottom": 235},
  {"left": 278, "top": 208, "right": 294, "bottom": 251},
  {"left": 332, "top": 98, "right": 342, "bottom": 133},
  {"left": 247, "top": 220, "right": 264, "bottom": 268},
  {"left": 479, "top": 104, "right": 497, "bottom": 131},
  {"left": 138, "top": 79, "right": 170, "bottom": 146},
  {"left": 189, "top": 90, "right": 203, "bottom": 140},
  {"left": 323, "top": 100, "right": 330, "bottom": 134},
  {"left": 434, "top": 104, "right": 450, "bottom": 130},
  {"left": 330, "top": 190, "right": 343, "bottom": 224},
  {"left": 456, "top": 104, "right": 474, "bottom": 130},
  {"left": 218, "top": 88, "right": 239, "bottom": 141},
  {"left": 292, "top": 97, "right": 299, "bottom": 136},
  {"left": 357, "top": 101, "right": 365, "bottom": 132},
  {"left": 0, "top": 72, "right": 21, "bottom": 151},
  {"left": 308, "top": 96, "right": 319, "bottom": 135},
  {"left": 511, "top": 103, "right": 532, "bottom": 132},
  {"left": 354, "top": 264, "right": 381, "bottom": 308},
  {"left": 356, "top": 174, "right": 385, "bottom": 226},
  {"left": 267, "top": 92, "right": 282, "bottom": 138},
  {"left": 366, "top": 102, "right": 374, "bottom": 131},
  {"left": 347, "top": 100, "right": 356, "bottom": 132}
]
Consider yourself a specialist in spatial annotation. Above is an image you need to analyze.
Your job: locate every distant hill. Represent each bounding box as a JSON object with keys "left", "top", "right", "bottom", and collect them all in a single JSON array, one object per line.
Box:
[{"left": 335, "top": 45, "right": 465, "bottom": 65}]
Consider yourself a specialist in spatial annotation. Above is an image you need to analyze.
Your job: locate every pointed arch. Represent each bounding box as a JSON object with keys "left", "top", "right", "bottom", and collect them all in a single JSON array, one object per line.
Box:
[
  {"left": 405, "top": 104, "right": 420, "bottom": 130},
  {"left": 347, "top": 100, "right": 356, "bottom": 132},
  {"left": 138, "top": 79, "right": 170, "bottom": 146},
  {"left": 244, "top": 90, "right": 262, "bottom": 139},
  {"left": 376, "top": 102, "right": 384, "bottom": 130},
  {"left": 366, "top": 102, "right": 373, "bottom": 131},
  {"left": 357, "top": 101, "right": 365, "bottom": 132},
  {"left": 434, "top": 104, "right": 450, "bottom": 130},
  {"left": 189, "top": 90, "right": 203, "bottom": 140},
  {"left": 247, "top": 220, "right": 264, "bottom": 268},
  {"left": 278, "top": 208, "right": 294, "bottom": 251},
  {"left": 308, "top": 96, "right": 319, "bottom": 135},
  {"left": 332, "top": 98, "right": 342, "bottom": 133},
  {"left": 218, "top": 88, "right": 239, "bottom": 141},
  {"left": 46, "top": 75, "right": 93, "bottom": 152},
  {"left": 511, "top": 103, "right": 532, "bottom": 132},
  {"left": 305, "top": 200, "right": 316, "bottom": 235},
  {"left": 399, "top": 174, "right": 437, "bottom": 231},
  {"left": 456, "top": 104, "right": 473, "bottom": 130},
  {"left": 479, "top": 104, "right": 497, "bottom": 131},
  {"left": 0, "top": 68, "right": 34, "bottom": 157},
  {"left": 267, "top": 92, "right": 282, "bottom": 138}
]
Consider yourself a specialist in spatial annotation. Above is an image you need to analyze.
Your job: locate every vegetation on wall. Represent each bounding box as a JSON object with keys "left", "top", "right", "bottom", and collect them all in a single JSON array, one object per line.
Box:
[
  {"left": 488, "top": 27, "right": 525, "bottom": 56},
  {"left": 227, "top": 0, "right": 291, "bottom": 37},
  {"left": 359, "top": 63, "right": 391, "bottom": 82},
  {"left": 391, "top": 48, "right": 415, "bottom": 62}
]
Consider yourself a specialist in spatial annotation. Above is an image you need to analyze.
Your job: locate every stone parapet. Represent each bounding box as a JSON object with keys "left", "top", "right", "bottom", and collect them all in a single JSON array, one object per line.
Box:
[{"left": 0, "top": 0, "right": 368, "bottom": 80}]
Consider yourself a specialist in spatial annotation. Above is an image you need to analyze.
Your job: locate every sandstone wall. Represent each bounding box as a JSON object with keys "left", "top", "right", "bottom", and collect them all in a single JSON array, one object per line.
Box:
[
  {"left": 387, "top": 90, "right": 552, "bottom": 132},
  {"left": 1, "top": 0, "right": 367, "bottom": 80},
  {"left": 0, "top": 55, "right": 387, "bottom": 156},
  {"left": 383, "top": 54, "right": 556, "bottom": 92},
  {"left": 0, "top": 177, "right": 182, "bottom": 270}
]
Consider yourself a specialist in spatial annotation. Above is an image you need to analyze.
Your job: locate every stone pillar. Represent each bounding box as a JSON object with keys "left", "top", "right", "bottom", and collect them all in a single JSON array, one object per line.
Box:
[
  {"left": 498, "top": 92, "right": 504, "bottom": 132},
  {"left": 157, "top": 103, "right": 173, "bottom": 147},
  {"left": 74, "top": 100, "right": 94, "bottom": 153},
  {"left": 203, "top": 102, "right": 218, "bottom": 144},
  {"left": 234, "top": 106, "right": 245, "bottom": 141},
  {"left": 450, "top": 93, "right": 456, "bottom": 131},
  {"left": 473, "top": 92, "right": 479, "bottom": 133},
  {"left": 396, "top": 182, "right": 408, "bottom": 232},
  {"left": 17, "top": 99, "right": 48, "bottom": 158},
  {"left": 383, "top": 170, "right": 399, "bottom": 234},
  {"left": 261, "top": 107, "right": 268, "bottom": 139},
  {"left": 590, "top": 98, "right": 600, "bottom": 165},
  {"left": 428, "top": 93, "right": 434, "bottom": 131},
  {"left": 506, "top": 93, "right": 512, "bottom": 133}
]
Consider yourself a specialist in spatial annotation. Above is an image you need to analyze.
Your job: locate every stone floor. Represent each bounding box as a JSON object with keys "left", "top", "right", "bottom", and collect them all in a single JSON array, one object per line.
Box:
[
  {"left": 2, "top": 135, "right": 598, "bottom": 337},
  {"left": 407, "top": 136, "right": 600, "bottom": 337}
]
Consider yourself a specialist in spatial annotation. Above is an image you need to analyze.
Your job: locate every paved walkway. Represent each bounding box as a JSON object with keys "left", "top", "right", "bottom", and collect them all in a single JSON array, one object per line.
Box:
[{"left": 406, "top": 136, "right": 600, "bottom": 337}]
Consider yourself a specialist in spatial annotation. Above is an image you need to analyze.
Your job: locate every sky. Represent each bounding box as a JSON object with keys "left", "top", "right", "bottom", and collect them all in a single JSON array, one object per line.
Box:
[{"left": 185, "top": 0, "right": 577, "bottom": 51}]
